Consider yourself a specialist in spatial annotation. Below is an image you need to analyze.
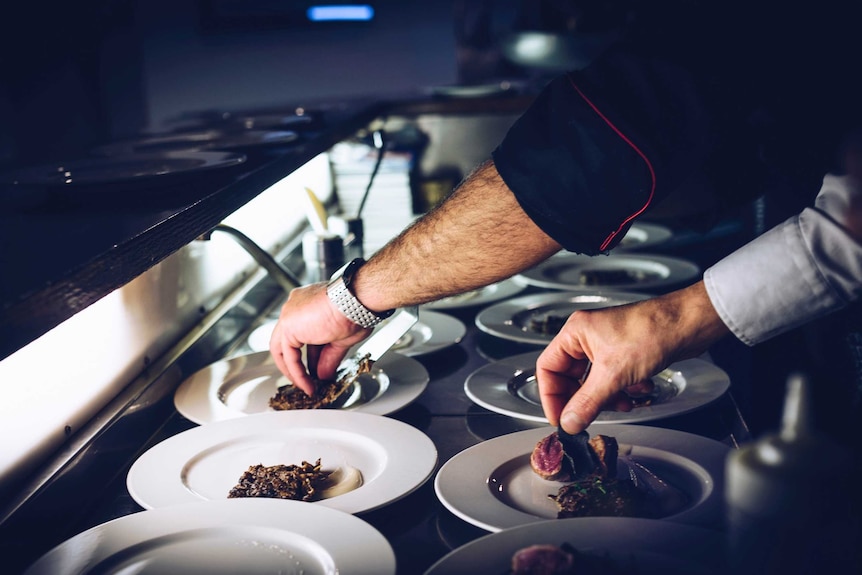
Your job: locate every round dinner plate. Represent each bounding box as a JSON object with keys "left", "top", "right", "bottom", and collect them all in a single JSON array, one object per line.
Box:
[
  {"left": 247, "top": 311, "right": 466, "bottom": 357},
  {"left": 424, "top": 516, "right": 726, "bottom": 575},
  {"left": 616, "top": 222, "right": 674, "bottom": 251},
  {"left": 475, "top": 290, "right": 652, "bottom": 345},
  {"left": 174, "top": 350, "right": 428, "bottom": 424},
  {"left": 421, "top": 278, "right": 526, "bottom": 310},
  {"left": 127, "top": 410, "right": 438, "bottom": 514},
  {"left": 94, "top": 128, "right": 299, "bottom": 155},
  {"left": 24, "top": 498, "right": 395, "bottom": 575},
  {"left": 464, "top": 351, "right": 729, "bottom": 424},
  {"left": 0, "top": 150, "right": 246, "bottom": 186},
  {"left": 514, "top": 253, "right": 700, "bottom": 292},
  {"left": 434, "top": 424, "right": 728, "bottom": 533}
]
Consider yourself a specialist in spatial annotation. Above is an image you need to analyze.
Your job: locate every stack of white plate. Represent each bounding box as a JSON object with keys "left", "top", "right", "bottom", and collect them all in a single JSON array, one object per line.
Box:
[{"left": 329, "top": 142, "right": 418, "bottom": 255}]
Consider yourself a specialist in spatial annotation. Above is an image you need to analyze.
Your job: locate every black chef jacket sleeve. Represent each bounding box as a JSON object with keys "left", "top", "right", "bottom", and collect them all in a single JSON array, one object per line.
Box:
[{"left": 492, "top": 45, "right": 730, "bottom": 255}]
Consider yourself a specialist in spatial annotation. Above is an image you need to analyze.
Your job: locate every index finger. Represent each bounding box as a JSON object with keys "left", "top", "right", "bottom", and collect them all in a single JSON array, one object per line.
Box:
[{"left": 270, "top": 329, "right": 316, "bottom": 396}]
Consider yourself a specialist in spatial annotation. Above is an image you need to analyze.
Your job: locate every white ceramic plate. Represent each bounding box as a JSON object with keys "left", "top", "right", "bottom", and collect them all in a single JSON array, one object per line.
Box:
[
  {"left": 0, "top": 150, "right": 246, "bottom": 185},
  {"left": 127, "top": 410, "right": 438, "bottom": 514},
  {"left": 514, "top": 253, "right": 700, "bottom": 292},
  {"left": 421, "top": 278, "right": 526, "bottom": 310},
  {"left": 434, "top": 424, "right": 728, "bottom": 533},
  {"left": 475, "top": 290, "right": 652, "bottom": 345},
  {"left": 389, "top": 310, "right": 467, "bottom": 356},
  {"left": 464, "top": 351, "right": 729, "bottom": 424},
  {"left": 425, "top": 516, "right": 725, "bottom": 575},
  {"left": 174, "top": 350, "right": 428, "bottom": 424},
  {"left": 248, "top": 311, "right": 465, "bottom": 357},
  {"left": 24, "top": 498, "right": 395, "bottom": 575},
  {"left": 616, "top": 222, "right": 674, "bottom": 251}
]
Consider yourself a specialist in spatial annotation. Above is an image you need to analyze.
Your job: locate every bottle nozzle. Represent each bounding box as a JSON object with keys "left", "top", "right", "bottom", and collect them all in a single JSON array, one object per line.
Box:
[{"left": 780, "top": 372, "right": 812, "bottom": 442}]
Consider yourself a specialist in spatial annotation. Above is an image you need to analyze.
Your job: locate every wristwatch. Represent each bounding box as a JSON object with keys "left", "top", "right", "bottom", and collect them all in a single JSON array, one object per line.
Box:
[{"left": 326, "top": 258, "right": 394, "bottom": 328}]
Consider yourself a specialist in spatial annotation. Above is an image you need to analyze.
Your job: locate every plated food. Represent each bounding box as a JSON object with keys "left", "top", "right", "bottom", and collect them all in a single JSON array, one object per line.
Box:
[
  {"left": 475, "top": 291, "right": 652, "bottom": 345},
  {"left": 127, "top": 410, "right": 438, "bottom": 514},
  {"left": 424, "top": 516, "right": 726, "bottom": 575},
  {"left": 514, "top": 253, "right": 700, "bottom": 292},
  {"left": 433, "top": 423, "right": 728, "bottom": 532},
  {"left": 227, "top": 458, "right": 360, "bottom": 502},
  {"left": 529, "top": 429, "right": 687, "bottom": 520},
  {"left": 173, "top": 350, "right": 428, "bottom": 424},
  {"left": 24, "top": 499, "right": 396, "bottom": 575},
  {"left": 464, "top": 351, "right": 730, "bottom": 424},
  {"left": 268, "top": 354, "right": 373, "bottom": 410}
]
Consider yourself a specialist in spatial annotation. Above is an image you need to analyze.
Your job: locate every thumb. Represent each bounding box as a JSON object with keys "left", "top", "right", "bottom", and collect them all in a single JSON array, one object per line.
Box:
[{"left": 558, "top": 362, "right": 621, "bottom": 434}]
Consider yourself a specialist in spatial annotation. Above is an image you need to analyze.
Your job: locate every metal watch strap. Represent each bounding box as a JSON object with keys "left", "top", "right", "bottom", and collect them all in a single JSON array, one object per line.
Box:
[{"left": 326, "top": 258, "right": 393, "bottom": 328}]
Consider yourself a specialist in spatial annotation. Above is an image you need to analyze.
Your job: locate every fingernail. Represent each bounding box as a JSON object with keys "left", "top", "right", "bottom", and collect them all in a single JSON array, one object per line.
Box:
[{"left": 560, "top": 411, "right": 587, "bottom": 433}]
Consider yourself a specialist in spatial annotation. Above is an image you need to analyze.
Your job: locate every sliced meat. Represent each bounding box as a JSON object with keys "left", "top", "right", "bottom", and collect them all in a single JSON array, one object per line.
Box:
[
  {"left": 588, "top": 435, "right": 618, "bottom": 478},
  {"left": 510, "top": 543, "right": 576, "bottom": 575},
  {"left": 530, "top": 432, "right": 574, "bottom": 482}
]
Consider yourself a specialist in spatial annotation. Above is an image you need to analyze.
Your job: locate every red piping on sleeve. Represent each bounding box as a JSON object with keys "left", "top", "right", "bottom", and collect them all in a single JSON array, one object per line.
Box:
[{"left": 566, "top": 75, "right": 656, "bottom": 251}]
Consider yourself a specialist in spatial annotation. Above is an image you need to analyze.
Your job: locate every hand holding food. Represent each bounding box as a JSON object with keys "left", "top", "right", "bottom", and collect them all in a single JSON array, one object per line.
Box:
[
  {"left": 269, "top": 282, "right": 372, "bottom": 396},
  {"left": 536, "top": 282, "right": 730, "bottom": 434}
]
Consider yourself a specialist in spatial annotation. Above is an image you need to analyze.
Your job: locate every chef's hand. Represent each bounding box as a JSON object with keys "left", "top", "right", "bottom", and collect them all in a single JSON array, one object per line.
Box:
[
  {"left": 270, "top": 282, "right": 372, "bottom": 395},
  {"left": 536, "top": 281, "right": 729, "bottom": 434}
]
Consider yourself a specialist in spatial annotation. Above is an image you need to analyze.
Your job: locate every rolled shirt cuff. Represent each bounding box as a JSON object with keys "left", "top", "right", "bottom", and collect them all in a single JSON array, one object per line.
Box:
[{"left": 704, "top": 175, "right": 862, "bottom": 346}]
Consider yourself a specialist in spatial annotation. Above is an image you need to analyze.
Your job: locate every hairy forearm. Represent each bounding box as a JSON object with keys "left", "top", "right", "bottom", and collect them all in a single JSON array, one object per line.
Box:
[{"left": 352, "top": 159, "right": 562, "bottom": 311}]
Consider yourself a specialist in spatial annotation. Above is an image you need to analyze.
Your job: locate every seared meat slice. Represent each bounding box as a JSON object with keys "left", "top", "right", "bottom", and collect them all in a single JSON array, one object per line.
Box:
[
  {"left": 530, "top": 432, "right": 575, "bottom": 482},
  {"left": 510, "top": 542, "right": 631, "bottom": 575},
  {"left": 530, "top": 431, "right": 617, "bottom": 482},
  {"left": 510, "top": 543, "right": 576, "bottom": 575}
]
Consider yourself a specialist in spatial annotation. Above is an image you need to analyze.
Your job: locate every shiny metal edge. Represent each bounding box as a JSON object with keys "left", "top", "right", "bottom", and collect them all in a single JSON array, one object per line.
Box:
[{"left": 0, "top": 236, "right": 305, "bottom": 527}]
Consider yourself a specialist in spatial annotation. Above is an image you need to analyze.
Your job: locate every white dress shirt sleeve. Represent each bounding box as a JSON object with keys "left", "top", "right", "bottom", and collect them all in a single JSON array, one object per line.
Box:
[{"left": 703, "top": 174, "right": 862, "bottom": 346}]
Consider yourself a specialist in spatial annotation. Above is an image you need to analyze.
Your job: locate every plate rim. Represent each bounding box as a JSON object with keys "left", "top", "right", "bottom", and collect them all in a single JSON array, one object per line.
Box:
[
  {"left": 248, "top": 310, "right": 465, "bottom": 357},
  {"left": 421, "top": 278, "right": 526, "bottom": 310},
  {"left": 513, "top": 253, "right": 700, "bottom": 291},
  {"left": 173, "top": 349, "right": 429, "bottom": 424},
  {"left": 616, "top": 221, "right": 675, "bottom": 251},
  {"left": 475, "top": 290, "right": 653, "bottom": 345},
  {"left": 127, "top": 410, "right": 438, "bottom": 514},
  {"left": 24, "top": 498, "right": 396, "bottom": 575},
  {"left": 433, "top": 423, "right": 728, "bottom": 533},
  {"left": 463, "top": 351, "right": 730, "bottom": 424},
  {"left": 399, "top": 309, "right": 467, "bottom": 356},
  {"left": 0, "top": 150, "right": 247, "bottom": 185},
  {"left": 93, "top": 129, "right": 299, "bottom": 155},
  {"left": 424, "top": 515, "right": 726, "bottom": 575}
]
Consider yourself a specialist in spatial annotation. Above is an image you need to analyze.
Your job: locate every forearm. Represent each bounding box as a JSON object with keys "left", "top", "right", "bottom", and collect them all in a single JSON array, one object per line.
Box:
[
  {"left": 653, "top": 281, "right": 732, "bottom": 363},
  {"left": 352, "top": 159, "right": 562, "bottom": 312}
]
